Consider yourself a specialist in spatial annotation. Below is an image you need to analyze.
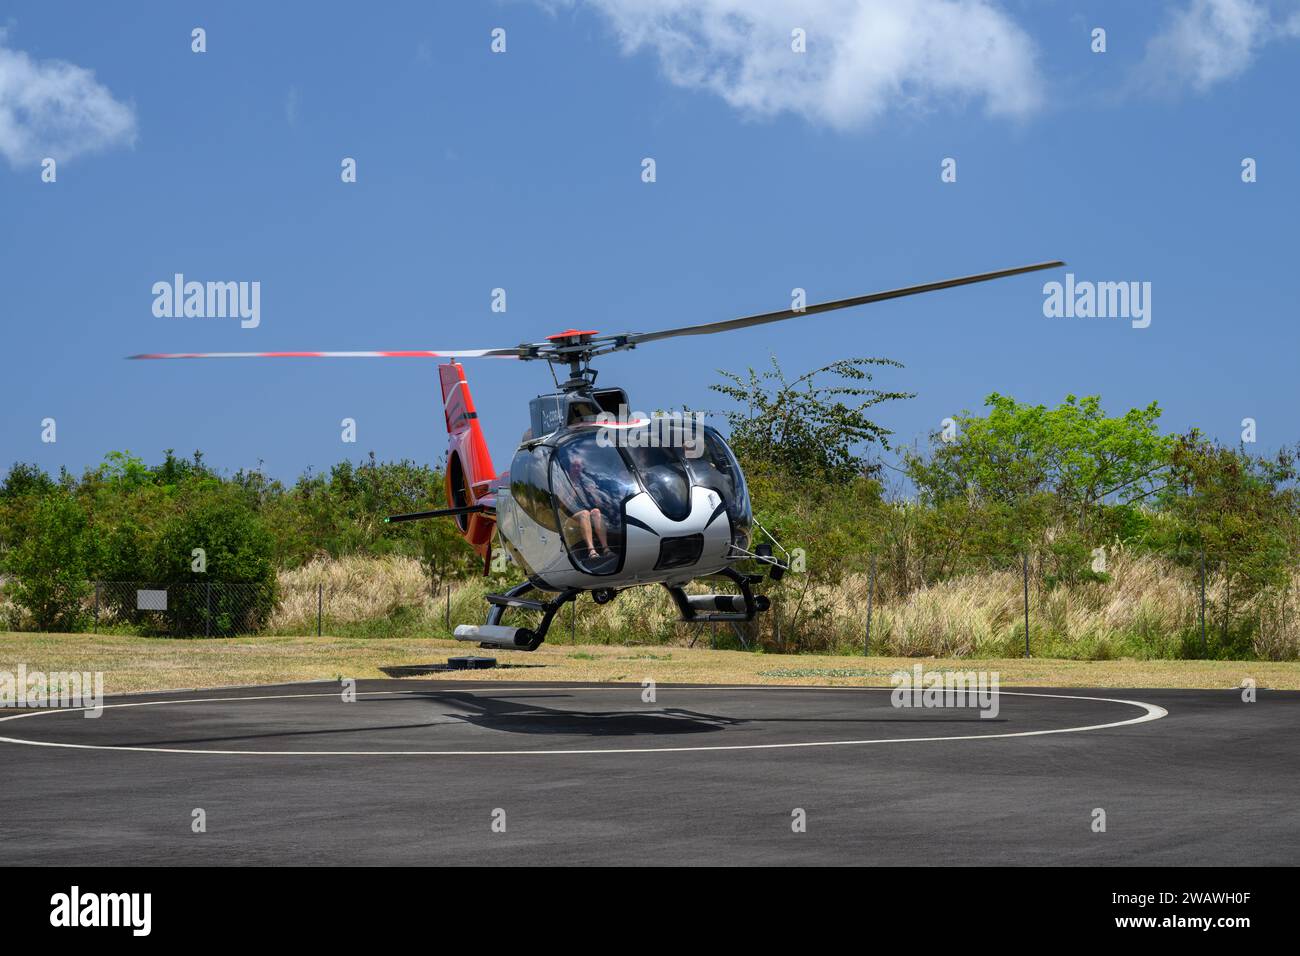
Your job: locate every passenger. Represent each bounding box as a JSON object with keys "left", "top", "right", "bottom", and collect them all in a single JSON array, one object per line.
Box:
[{"left": 562, "top": 456, "right": 612, "bottom": 560}]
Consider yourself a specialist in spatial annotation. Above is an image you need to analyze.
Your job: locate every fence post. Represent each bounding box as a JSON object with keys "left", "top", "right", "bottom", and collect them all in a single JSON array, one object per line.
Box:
[
  {"left": 864, "top": 554, "right": 876, "bottom": 656},
  {"left": 1022, "top": 551, "right": 1031, "bottom": 658},
  {"left": 93, "top": 583, "right": 100, "bottom": 634},
  {"left": 317, "top": 583, "right": 323, "bottom": 637},
  {"left": 445, "top": 585, "right": 451, "bottom": 632},
  {"left": 1199, "top": 551, "right": 1207, "bottom": 656},
  {"left": 1222, "top": 559, "right": 1230, "bottom": 647},
  {"left": 205, "top": 581, "right": 212, "bottom": 638}
]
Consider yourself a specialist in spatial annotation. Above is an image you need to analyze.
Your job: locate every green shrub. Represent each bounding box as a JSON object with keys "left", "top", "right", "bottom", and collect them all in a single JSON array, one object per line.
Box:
[
  {"left": 146, "top": 492, "right": 278, "bottom": 635},
  {"left": 5, "top": 493, "right": 98, "bottom": 631}
]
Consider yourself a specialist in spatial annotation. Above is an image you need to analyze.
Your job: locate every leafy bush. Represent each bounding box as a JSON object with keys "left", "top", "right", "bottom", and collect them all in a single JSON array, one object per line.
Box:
[
  {"left": 5, "top": 493, "right": 98, "bottom": 631},
  {"left": 144, "top": 491, "right": 277, "bottom": 635},
  {"left": 711, "top": 355, "right": 912, "bottom": 483}
]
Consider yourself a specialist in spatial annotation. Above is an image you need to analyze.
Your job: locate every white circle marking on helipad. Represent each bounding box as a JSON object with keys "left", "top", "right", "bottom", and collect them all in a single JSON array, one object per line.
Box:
[{"left": 0, "top": 686, "right": 1168, "bottom": 757}]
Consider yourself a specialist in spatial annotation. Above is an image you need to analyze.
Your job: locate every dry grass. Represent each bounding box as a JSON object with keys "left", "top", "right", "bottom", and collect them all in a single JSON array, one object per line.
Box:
[
  {"left": 7, "top": 546, "right": 1299, "bottom": 691},
  {"left": 870, "top": 553, "right": 1207, "bottom": 659},
  {"left": 270, "top": 554, "right": 440, "bottom": 630},
  {"left": 5, "top": 552, "right": 1297, "bottom": 663},
  {"left": 265, "top": 552, "right": 1300, "bottom": 660},
  {"left": 1, "top": 631, "right": 1297, "bottom": 695}
]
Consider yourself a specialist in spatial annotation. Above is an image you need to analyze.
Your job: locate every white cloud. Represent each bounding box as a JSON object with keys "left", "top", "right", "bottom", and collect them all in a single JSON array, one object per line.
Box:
[
  {"left": 1142, "top": 0, "right": 1299, "bottom": 91},
  {"left": 565, "top": 0, "right": 1044, "bottom": 129},
  {"left": 0, "top": 33, "right": 136, "bottom": 168}
]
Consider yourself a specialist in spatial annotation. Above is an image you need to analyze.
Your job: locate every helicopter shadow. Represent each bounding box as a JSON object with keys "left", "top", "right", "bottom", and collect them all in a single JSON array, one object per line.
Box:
[
  {"left": 429, "top": 691, "right": 741, "bottom": 736},
  {"left": 102, "top": 691, "right": 1004, "bottom": 748},
  {"left": 392, "top": 691, "right": 1004, "bottom": 738}
]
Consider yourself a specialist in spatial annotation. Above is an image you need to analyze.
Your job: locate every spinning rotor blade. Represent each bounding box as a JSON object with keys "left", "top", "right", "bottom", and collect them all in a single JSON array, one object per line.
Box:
[
  {"left": 129, "top": 261, "right": 1063, "bottom": 364},
  {"left": 620, "top": 260, "right": 1064, "bottom": 347},
  {"left": 127, "top": 348, "right": 524, "bottom": 360}
]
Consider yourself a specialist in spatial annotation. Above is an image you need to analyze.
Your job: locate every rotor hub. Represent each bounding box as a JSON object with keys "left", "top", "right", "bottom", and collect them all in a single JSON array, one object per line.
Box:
[{"left": 545, "top": 329, "right": 600, "bottom": 346}]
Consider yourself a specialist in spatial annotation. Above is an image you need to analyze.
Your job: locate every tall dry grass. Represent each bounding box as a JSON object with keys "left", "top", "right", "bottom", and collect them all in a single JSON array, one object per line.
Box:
[
  {"left": 269, "top": 552, "right": 1300, "bottom": 659},
  {"left": 5, "top": 552, "right": 1291, "bottom": 659},
  {"left": 273, "top": 554, "right": 433, "bottom": 627},
  {"left": 869, "top": 554, "right": 1192, "bottom": 658}
]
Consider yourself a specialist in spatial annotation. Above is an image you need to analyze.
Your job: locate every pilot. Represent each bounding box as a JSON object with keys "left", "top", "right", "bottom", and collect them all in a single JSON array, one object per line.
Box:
[{"left": 561, "top": 454, "right": 612, "bottom": 561}]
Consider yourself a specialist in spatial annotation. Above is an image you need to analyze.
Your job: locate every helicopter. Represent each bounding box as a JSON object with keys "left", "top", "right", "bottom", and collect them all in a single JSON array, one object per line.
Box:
[{"left": 131, "top": 260, "right": 1063, "bottom": 651}]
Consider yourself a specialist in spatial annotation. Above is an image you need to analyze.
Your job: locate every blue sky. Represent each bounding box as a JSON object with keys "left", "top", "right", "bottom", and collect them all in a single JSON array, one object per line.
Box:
[{"left": 2, "top": 1, "right": 1297, "bottom": 485}]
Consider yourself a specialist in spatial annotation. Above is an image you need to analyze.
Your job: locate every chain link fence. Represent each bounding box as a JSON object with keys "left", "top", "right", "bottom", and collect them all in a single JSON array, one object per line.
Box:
[
  {"left": 0, "top": 545, "right": 1291, "bottom": 660},
  {"left": 91, "top": 582, "right": 275, "bottom": 637},
  {"left": 840, "top": 545, "right": 1300, "bottom": 660}
]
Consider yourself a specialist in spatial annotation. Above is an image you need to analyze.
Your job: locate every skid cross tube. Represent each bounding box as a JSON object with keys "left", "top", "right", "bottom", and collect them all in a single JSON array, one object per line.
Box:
[{"left": 481, "top": 581, "right": 581, "bottom": 650}]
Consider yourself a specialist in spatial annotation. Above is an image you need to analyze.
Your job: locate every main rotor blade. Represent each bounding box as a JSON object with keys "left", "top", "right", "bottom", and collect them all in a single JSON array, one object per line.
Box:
[
  {"left": 129, "top": 261, "right": 1063, "bottom": 363},
  {"left": 127, "top": 348, "right": 524, "bottom": 360},
  {"left": 620, "top": 260, "right": 1064, "bottom": 347}
]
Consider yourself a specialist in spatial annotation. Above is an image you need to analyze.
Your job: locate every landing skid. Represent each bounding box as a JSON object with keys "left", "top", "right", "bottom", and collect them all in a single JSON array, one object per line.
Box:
[
  {"left": 453, "top": 581, "right": 579, "bottom": 652},
  {"left": 455, "top": 567, "right": 772, "bottom": 652},
  {"left": 663, "top": 566, "right": 770, "bottom": 625}
]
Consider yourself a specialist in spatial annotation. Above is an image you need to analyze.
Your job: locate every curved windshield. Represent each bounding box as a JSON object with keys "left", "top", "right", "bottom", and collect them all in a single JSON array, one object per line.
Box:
[
  {"left": 685, "top": 426, "right": 751, "bottom": 547},
  {"left": 550, "top": 433, "right": 637, "bottom": 574},
  {"left": 623, "top": 442, "right": 692, "bottom": 521}
]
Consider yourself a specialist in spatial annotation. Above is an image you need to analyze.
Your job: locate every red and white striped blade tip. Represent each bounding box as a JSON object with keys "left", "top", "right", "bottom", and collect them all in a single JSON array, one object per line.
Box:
[{"left": 127, "top": 349, "right": 520, "bottom": 359}]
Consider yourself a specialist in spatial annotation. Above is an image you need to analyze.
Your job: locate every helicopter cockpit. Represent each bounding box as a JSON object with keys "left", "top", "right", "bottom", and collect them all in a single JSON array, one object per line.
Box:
[{"left": 504, "top": 413, "right": 751, "bottom": 584}]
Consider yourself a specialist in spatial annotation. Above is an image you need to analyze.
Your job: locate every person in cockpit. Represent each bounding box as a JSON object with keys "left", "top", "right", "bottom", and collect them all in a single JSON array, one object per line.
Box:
[{"left": 558, "top": 453, "right": 613, "bottom": 561}]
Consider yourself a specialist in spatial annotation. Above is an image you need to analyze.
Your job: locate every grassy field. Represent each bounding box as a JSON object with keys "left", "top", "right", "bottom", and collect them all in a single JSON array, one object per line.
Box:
[
  {"left": 263, "top": 554, "right": 1300, "bottom": 661},
  {"left": 2, "top": 631, "right": 1297, "bottom": 695},
  {"left": 7, "top": 552, "right": 1298, "bottom": 663}
]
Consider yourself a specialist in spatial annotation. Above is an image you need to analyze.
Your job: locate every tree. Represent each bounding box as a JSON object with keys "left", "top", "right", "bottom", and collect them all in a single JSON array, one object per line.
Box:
[
  {"left": 1, "top": 462, "right": 55, "bottom": 500},
  {"left": 711, "top": 355, "right": 913, "bottom": 482},
  {"left": 281, "top": 454, "right": 470, "bottom": 572},
  {"left": 146, "top": 491, "right": 277, "bottom": 635},
  {"left": 906, "top": 393, "right": 1172, "bottom": 529},
  {"left": 6, "top": 493, "right": 98, "bottom": 631},
  {"left": 1163, "top": 436, "right": 1296, "bottom": 592},
  {"left": 0, "top": 463, "right": 57, "bottom": 562}
]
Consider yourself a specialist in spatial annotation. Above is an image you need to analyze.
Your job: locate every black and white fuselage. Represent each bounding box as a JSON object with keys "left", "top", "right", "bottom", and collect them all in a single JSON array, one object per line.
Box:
[{"left": 493, "top": 420, "right": 752, "bottom": 591}]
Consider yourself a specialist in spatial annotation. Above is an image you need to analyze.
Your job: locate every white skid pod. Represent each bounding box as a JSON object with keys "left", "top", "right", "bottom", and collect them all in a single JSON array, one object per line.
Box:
[
  {"left": 663, "top": 568, "right": 771, "bottom": 625},
  {"left": 453, "top": 623, "right": 537, "bottom": 650},
  {"left": 686, "top": 594, "right": 752, "bottom": 613}
]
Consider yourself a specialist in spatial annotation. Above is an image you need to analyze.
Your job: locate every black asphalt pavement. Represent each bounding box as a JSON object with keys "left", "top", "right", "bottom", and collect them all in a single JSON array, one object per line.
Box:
[{"left": 1, "top": 680, "right": 1295, "bottom": 865}]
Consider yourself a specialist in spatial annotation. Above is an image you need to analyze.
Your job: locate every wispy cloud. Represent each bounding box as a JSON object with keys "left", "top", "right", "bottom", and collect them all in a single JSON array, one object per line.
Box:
[
  {"left": 557, "top": 0, "right": 1044, "bottom": 129},
  {"left": 0, "top": 31, "right": 136, "bottom": 168},
  {"left": 1140, "top": 0, "right": 1300, "bottom": 92}
]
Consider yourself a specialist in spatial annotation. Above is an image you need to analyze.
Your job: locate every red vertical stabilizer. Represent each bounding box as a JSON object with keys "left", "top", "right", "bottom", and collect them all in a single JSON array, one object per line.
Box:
[{"left": 439, "top": 361, "right": 498, "bottom": 569}]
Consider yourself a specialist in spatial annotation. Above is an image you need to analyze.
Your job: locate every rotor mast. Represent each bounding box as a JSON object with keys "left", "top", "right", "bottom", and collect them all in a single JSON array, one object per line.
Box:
[{"left": 540, "top": 329, "right": 605, "bottom": 391}]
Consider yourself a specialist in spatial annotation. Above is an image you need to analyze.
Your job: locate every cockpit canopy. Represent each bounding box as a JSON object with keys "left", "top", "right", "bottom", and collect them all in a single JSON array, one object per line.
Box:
[{"left": 510, "top": 420, "right": 751, "bottom": 575}]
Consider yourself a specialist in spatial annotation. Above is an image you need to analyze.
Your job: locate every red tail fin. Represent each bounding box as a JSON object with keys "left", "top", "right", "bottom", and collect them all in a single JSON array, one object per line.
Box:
[
  {"left": 439, "top": 362, "right": 497, "bottom": 567},
  {"left": 439, "top": 362, "right": 495, "bottom": 488}
]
